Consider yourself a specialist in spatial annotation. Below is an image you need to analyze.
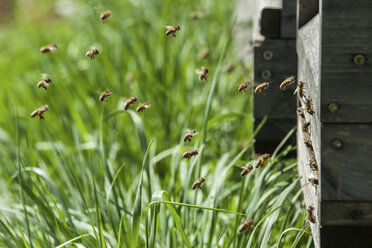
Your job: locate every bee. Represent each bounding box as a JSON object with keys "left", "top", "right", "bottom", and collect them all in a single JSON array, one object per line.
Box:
[
  {"left": 238, "top": 81, "right": 250, "bottom": 93},
  {"left": 241, "top": 165, "right": 253, "bottom": 177},
  {"left": 294, "top": 81, "right": 305, "bottom": 98},
  {"left": 192, "top": 177, "right": 205, "bottom": 190},
  {"left": 165, "top": 25, "right": 181, "bottom": 38},
  {"left": 280, "top": 76, "right": 295, "bottom": 90},
  {"left": 184, "top": 129, "right": 199, "bottom": 142},
  {"left": 304, "top": 98, "right": 315, "bottom": 115},
  {"left": 40, "top": 44, "right": 57, "bottom": 53},
  {"left": 136, "top": 102, "right": 151, "bottom": 112},
  {"left": 254, "top": 82, "right": 270, "bottom": 94},
  {"left": 99, "top": 89, "right": 111, "bottom": 102},
  {"left": 195, "top": 67, "right": 209, "bottom": 81},
  {"left": 100, "top": 10, "right": 112, "bottom": 23},
  {"left": 256, "top": 153, "right": 270, "bottom": 168},
  {"left": 302, "top": 121, "right": 310, "bottom": 134},
  {"left": 190, "top": 12, "right": 203, "bottom": 20},
  {"left": 309, "top": 157, "right": 318, "bottom": 171},
  {"left": 86, "top": 48, "right": 99, "bottom": 59},
  {"left": 304, "top": 139, "right": 314, "bottom": 152},
  {"left": 37, "top": 77, "right": 52, "bottom": 90},
  {"left": 308, "top": 178, "right": 319, "bottom": 186},
  {"left": 30, "top": 105, "right": 49, "bottom": 120},
  {"left": 182, "top": 150, "right": 199, "bottom": 159},
  {"left": 200, "top": 49, "right": 210, "bottom": 59},
  {"left": 239, "top": 219, "right": 254, "bottom": 233},
  {"left": 306, "top": 206, "right": 316, "bottom": 224},
  {"left": 224, "top": 64, "right": 235, "bottom": 73},
  {"left": 123, "top": 96, "right": 137, "bottom": 110},
  {"left": 297, "top": 107, "right": 305, "bottom": 119}
]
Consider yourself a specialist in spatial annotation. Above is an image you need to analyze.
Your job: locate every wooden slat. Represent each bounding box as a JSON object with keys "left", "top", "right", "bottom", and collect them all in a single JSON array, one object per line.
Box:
[
  {"left": 320, "top": 0, "right": 372, "bottom": 123},
  {"left": 321, "top": 225, "right": 372, "bottom": 247},
  {"left": 322, "top": 201, "right": 372, "bottom": 226},
  {"left": 252, "top": 0, "right": 281, "bottom": 41},
  {"left": 297, "top": 0, "right": 318, "bottom": 29},
  {"left": 281, "top": 0, "right": 297, "bottom": 38}
]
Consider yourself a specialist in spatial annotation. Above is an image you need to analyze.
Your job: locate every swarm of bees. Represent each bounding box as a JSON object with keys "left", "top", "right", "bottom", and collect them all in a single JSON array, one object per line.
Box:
[
  {"left": 30, "top": 105, "right": 49, "bottom": 120},
  {"left": 86, "top": 48, "right": 99, "bottom": 59},
  {"left": 195, "top": 67, "right": 209, "bottom": 81},
  {"left": 136, "top": 102, "right": 151, "bottom": 112},
  {"left": 254, "top": 82, "right": 270, "bottom": 94},
  {"left": 40, "top": 44, "right": 58, "bottom": 53},
  {"left": 123, "top": 96, "right": 138, "bottom": 110},
  {"left": 184, "top": 129, "right": 198, "bottom": 142},
  {"left": 165, "top": 25, "right": 181, "bottom": 38},
  {"left": 100, "top": 10, "right": 112, "bottom": 24},
  {"left": 238, "top": 81, "right": 250, "bottom": 93},
  {"left": 192, "top": 177, "right": 205, "bottom": 190},
  {"left": 239, "top": 220, "right": 254, "bottom": 233},
  {"left": 99, "top": 89, "right": 111, "bottom": 102},
  {"left": 182, "top": 150, "right": 199, "bottom": 159},
  {"left": 37, "top": 77, "right": 52, "bottom": 90}
]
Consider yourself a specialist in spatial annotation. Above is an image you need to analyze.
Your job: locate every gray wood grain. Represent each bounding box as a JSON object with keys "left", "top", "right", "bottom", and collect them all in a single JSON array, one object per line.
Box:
[
  {"left": 297, "top": 0, "right": 318, "bottom": 29},
  {"left": 252, "top": 0, "right": 281, "bottom": 41},
  {"left": 322, "top": 201, "right": 372, "bottom": 225},
  {"left": 281, "top": 0, "right": 297, "bottom": 38}
]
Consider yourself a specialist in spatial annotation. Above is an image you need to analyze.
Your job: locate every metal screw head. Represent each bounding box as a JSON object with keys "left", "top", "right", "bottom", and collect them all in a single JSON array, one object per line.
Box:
[
  {"left": 263, "top": 50, "right": 274, "bottom": 61},
  {"left": 328, "top": 102, "right": 339, "bottom": 112},
  {"left": 261, "top": 70, "right": 272, "bottom": 80},
  {"left": 331, "top": 139, "right": 344, "bottom": 150},
  {"left": 353, "top": 54, "right": 366, "bottom": 65}
]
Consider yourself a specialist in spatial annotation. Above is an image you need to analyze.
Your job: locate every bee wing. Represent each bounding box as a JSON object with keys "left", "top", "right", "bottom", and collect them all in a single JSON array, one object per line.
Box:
[
  {"left": 165, "top": 26, "right": 173, "bottom": 29},
  {"left": 195, "top": 69, "right": 202, "bottom": 74},
  {"left": 144, "top": 102, "right": 151, "bottom": 108},
  {"left": 191, "top": 130, "right": 199, "bottom": 136}
]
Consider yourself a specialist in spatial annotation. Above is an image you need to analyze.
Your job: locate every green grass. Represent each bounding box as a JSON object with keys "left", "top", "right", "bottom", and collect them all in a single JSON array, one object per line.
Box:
[{"left": 0, "top": 0, "right": 312, "bottom": 247}]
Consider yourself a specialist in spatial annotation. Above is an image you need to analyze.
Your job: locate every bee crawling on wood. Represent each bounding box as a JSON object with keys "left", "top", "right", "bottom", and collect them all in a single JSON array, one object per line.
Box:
[
  {"left": 241, "top": 165, "right": 253, "bottom": 177},
  {"left": 190, "top": 12, "right": 203, "bottom": 20},
  {"left": 165, "top": 25, "right": 181, "bottom": 38},
  {"left": 192, "top": 177, "right": 205, "bottom": 190},
  {"left": 37, "top": 77, "right": 52, "bottom": 90},
  {"left": 86, "top": 48, "right": 99, "bottom": 59},
  {"left": 309, "top": 157, "right": 318, "bottom": 171},
  {"left": 304, "top": 98, "right": 315, "bottom": 115},
  {"left": 123, "top": 96, "right": 137, "bottom": 110},
  {"left": 302, "top": 121, "right": 311, "bottom": 134},
  {"left": 40, "top": 43, "right": 57, "bottom": 53},
  {"left": 30, "top": 105, "right": 49, "bottom": 120},
  {"left": 100, "top": 10, "right": 112, "bottom": 24},
  {"left": 256, "top": 153, "right": 270, "bottom": 168},
  {"left": 99, "top": 89, "right": 111, "bottom": 102},
  {"left": 136, "top": 102, "right": 151, "bottom": 112},
  {"left": 294, "top": 81, "right": 305, "bottom": 98},
  {"left": 304, "top": 139, "right": 314, "bottom": 153},
  {"left": 297, "top": 107, "right": 305, "bottom": 119},
  {"left": 254, "top": 82, "right": 270, "bottom": 95},
  {"left": 306, "top": 206, "right": 316, "bottom": 224},
  {"left": 280, "top": 76, "right": 295, "bottom": 90},
  {"left": 308, "top": 177, "right": 319, "bottom": 186},
  {"left": 182, "top": 150, "right": 199, "bottom": 159},
  {"left": 238, "top": 81, "right": 250, "bottom": 93},
  {"left": 183, "top": 129, "right": 198, "bottom": 142},
  {"left": 239, "top": 219, "right": 254, "bottom": 233},
  {"left": 195, "top": 67, "right": 209, "bottom": 81}
]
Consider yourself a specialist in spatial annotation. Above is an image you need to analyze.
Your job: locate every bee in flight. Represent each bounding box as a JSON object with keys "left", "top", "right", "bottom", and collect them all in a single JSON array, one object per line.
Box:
[
  {"left": 86, "top": 48, "right": 99, "bottom": 59},
  {"left": 306, "top": 206, "right": 316, "bottom": 224},
  {"left": 280, "top": 76, "right": 295, "bottom": 90},
  {"left": 224, "top": 63, "right": 235, "bottom": 73},
  {"left": 30, "top": 105, "right": 49, "bottom": 120},
  {"left": 192, "top": 177, "right": 205, "bottom": 190},
  {"left": 182, "top": 150, "right": 199, "bottom": 159},
  {"left": 241, "top": 165, "right": 253, "bottom": 177},
  {"left": 190, "top": 12, "right": 203, "bottom": 20},
  {"left": 100, "top": 10, "right": 112, "bottom": 24},
  {"left": 294, "top": 81, "right": 305, "bottom": 98},
  {"left": 123, "top": 96, "right": 137, "bottom": 110},
  {"left": 238, "top": 81, "right": 250, "bottom": 93},
  {"left": 184, "top": 129, "right": 198, "bottom": 142},
  {"left": 165, "top": 25, "right": 181, "bottom": 38},
  {"left": 40, "top": 44, "right": 57, "bottom": 53},
  {"left": 302, "top": 121, "right": 310, "bottom": 134},
  {"left": 136, "top": 102, "right": 151, "bottom": 112},
  {"left": 200, "top": 49, "right": 210, "bottom": 59},
  {"left": 304, "top": 98, "right": 315, "bottom": 115},
  {"left": 254, "top": 82, "right": 270, "bottom": 95},
  {"left": 195, "top": 67, "right": 209, "bottom": 81},
  {"left": 99, "top": 89, "right": 111, "bottom": 102},
  {"left": 239, "top": 219, "right": 254, "bottom": 233},
  {"left": 256, "top": 153, "right": 270, "bottom": 168},
  {"left": 37, "top": 77, "right": 52, "bottom": 90}
]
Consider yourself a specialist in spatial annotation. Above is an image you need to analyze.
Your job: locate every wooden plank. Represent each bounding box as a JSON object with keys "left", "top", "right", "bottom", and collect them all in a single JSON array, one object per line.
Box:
[
  {"left": 322, "top": 201, "right": 372, "bottom": 226},
  {"left": 321, "top": 124, "right": 372, "bottom": 201},
  {"left": 321, "top": 225, "right": 372, "bottom": 247},
  {"left": 320, "top": 0, "right": 372, "bottom": 123},
  {"left": 281, "top": 0, "right": 297, "bottom": 38},
  {"left": 297, "top": 0, "right": 318, "bottom": 29},
  {"left": 252, "top": 0, "right": 281, "bottom": 41}
]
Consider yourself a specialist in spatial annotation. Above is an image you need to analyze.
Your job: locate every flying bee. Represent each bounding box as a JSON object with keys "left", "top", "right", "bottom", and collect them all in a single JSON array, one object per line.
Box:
[
  {"left": 297, "top": 107, "right": 305, "bottom": 119},
  {"left": 200, "top": 49, "right": 210, "bottom": 59},
  {"left": 302, "top": 121, "right": 310, "bottom": 134},
  {"left": 239, "top": 220, "right": 254, "bottom": 233},
  {"left": 238, "top": 81, "right": 250, "bottom": 93},
  {"left": 190, "top": 12, "right": 203, "bottom": 20},
  {"left": 192, "top": 177, "right": 205, "bottom": 190},
  {"left": 304, "top": 139, "right": 314, "bottom": 152},
  {"left": 294, "top": 81, "right": 305, "bottom": 98},
  {"left": 40, "top": 43, "right": 57, "bottom": 53},
  {"left": 165, "top": 25, "right": 181, "bottom": 38},
  {"left": 309, "top": 157, "right": 318, "bottom": 171},
  {"left": 304, "top": 98, "right": 315, "bottom": 115},
  {"left": 241, "top": 165, "right": 253, "bottom": 177},
  {"left": 306, "top": 206, "right": 316, "bottom": 224},
  {"left": 280, "top": 76, "right": 295, "bottom": 90},
  {"left": 86, "top": 48, "right": 99, "bottom": 59},
  {"left": 99, "top": 89, "right": 111, "bottom": 102},
  {"left": 37, "top": 77, "right": 52, "bottom": 90},
  {"left": 136, "top": 102, "right": 151, "bottom": 112},
  {"left": 224, "top": 64, "right": 235, "bottom": 73},
  {"left": 256, "top": 153, "right": 270, "bottom": 168},
  {"left": 123, "top": 96, "right": 137, "bottom": 110},
  {"left": 254, "top": 82, "right": 270, "bottom": 95},
  {"left": 30, "top": 105, "right": 49, "bottom": 120},
  {"left": 182, "top": 150, "right": 199, "bottom": 159},
  {"left": 100, "top": 10, "right": 112, "bottom": 23},
  {"left": 195, "top": 67, "right": 209, "bottom": 81},
  {"left": 308, "top": 178, "right": 319, "bottom": 186},
  {"left": 184, "top": 129, "right": 198, "bottom": 142}
]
